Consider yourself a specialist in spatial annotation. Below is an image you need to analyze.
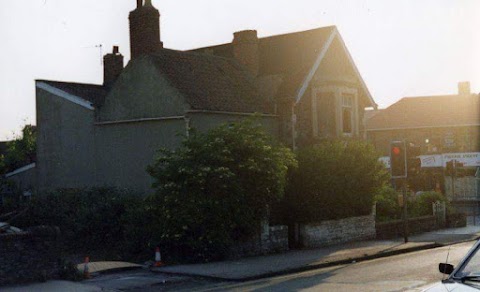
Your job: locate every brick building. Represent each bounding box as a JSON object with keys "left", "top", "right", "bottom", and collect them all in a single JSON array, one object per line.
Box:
[
  {"left": 30, "top": 0, "right": 376, "bottom": 193},
  {"left": 366, "top": 83, "right": 480, "bottom": 215}
]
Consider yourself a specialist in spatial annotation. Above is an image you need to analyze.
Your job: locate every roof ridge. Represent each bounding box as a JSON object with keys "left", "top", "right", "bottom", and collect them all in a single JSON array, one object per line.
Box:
[
  {"left": 151, "top": 48, "right": 240, "bottom": 64},
  {"left": 402, "top": 94, "right": 476, "bottom": 99},
  {"left": 36, "top": 79, "right": 104, "bottom": 88},
  {"left": 188, "top": 25, "right": 336, "bottom": 52}
]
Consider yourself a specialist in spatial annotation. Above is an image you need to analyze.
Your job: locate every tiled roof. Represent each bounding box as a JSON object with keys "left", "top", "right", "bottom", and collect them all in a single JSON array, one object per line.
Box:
[
  {"left": 192, "top": 27, "right": 335, "bottom": 77},
  {"left": 367, "top": 94, "right": 480, "bottom": 131},
  {"left": 149, "top": 49, "right": 273, "bottom": 114},
  {"left": 191, "top": 27, "right": 336, "bottom": 101},
  {"left": 37, "top": 80, "right": 108, "bottom": 108}
]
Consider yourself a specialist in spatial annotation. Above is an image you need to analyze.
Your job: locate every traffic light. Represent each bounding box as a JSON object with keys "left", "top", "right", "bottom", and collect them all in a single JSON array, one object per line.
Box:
[
  {"left": 390, "top": 141, "right": 406, "bottom": 178},
  {"left": 407, "top": 143, "right": 422, "bottom": 176}
]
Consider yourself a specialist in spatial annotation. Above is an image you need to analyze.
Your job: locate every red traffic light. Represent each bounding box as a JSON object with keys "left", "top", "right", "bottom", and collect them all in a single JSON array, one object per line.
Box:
[
  {"left": 392, "top": 146, "right": 401, "bottom": 156},
  {"left": 390, "top": 141, "right": 406, "bottom": 178}
]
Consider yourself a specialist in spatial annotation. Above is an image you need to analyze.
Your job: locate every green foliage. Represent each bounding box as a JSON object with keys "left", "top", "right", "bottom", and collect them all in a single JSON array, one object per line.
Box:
[
  {"left": 0, "top": 124, "right": 36, "bottom": 199},
  {"left": 0, "top": 125, "right": 36, "bottom": 174},
  {"left": 13, "top": 188, "right": 146, "bottom": 260},
  {"left": 147, "top": 119, "right": 296, "bottom": 263},
  {"left": 374, "top": 185, "right": 402, "bottom": 222},
  {"left": 287, "top": 139, "right": 389, "bottom": 223},
  {"left": 409, "top": 191, "right": 449, "bottom": 217}
]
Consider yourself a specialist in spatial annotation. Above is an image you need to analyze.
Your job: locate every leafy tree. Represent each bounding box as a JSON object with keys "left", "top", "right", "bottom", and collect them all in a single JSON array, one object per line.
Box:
[
  {"left": 0, "top": 125, "right": 36, "bottom": 175},
  {"left": 0, "top": 125, "right": 36, "bottom": 206},
  {"left": 147, "top": 119, "right": 296, "bottom": 262},
  {"left": 286, "top": 139, "right": 389, "bottom": 223}
]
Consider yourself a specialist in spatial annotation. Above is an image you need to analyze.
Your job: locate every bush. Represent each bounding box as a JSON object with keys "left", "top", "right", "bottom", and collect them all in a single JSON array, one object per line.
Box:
[
  {"left": 374, "top": 185, "right": 402, "bottom": 222},
  {"left": 286, "top": 139, "right": 389, "bottom": 223},
  {"left": 12, "top": 188, "right": 146, "bottom": 260},
  {"left": 147, "top": 119, "right": 296, "bottom": 263},
  {"left": 409, "top": 191, "right": 449, "bottom": 217}
]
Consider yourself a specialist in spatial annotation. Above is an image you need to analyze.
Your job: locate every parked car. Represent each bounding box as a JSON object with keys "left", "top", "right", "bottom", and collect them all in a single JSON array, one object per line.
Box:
[{"left": 425, "top": 240, "right": 480, "bottom": 291}]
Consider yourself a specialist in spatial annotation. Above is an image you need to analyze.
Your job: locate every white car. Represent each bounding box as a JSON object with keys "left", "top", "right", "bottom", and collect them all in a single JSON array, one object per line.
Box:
[{"left": 425, "top": 240, "right": 480, "bottom": 291}]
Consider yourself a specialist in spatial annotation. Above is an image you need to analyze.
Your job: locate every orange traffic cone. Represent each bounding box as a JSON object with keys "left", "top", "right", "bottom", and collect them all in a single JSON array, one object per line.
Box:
[
  {"left": 83, "top": 256, "right": 91, "bottom": 279},
  {"left": 154, "top": 247, "right": 163, "bottom": 267}
]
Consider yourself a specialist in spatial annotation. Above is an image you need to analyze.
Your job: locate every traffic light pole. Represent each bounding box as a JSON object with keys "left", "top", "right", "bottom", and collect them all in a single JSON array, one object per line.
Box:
[
  {"left": 452, "top": 160, "right": 456, "bottom": 199},
  {"left": 402, "top": 178, "right": 409, "bottom": 243}
]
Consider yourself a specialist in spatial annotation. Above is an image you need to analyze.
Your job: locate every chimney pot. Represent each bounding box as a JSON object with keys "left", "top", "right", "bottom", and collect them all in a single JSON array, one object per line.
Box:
[
  {"left": 129, "top": 0, "right": 161, "bottom": 59},
  {"left": 136, "top": 0, "right": 142, "bottom": 8},
  {"left": 233, "top": 30, "right": 258, "bottom": 44},
  {"left": 458, "top": 81, "right": 471, "bottom": 95},
  {"left": 103, "top": 47, "right": 124, "bottom": 87},
  {"left": 233, "top": 30, "right": 259, "bottom": 77}
]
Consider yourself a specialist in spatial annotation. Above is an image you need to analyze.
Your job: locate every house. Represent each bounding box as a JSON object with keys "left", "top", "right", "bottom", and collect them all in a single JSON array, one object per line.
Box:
[
  {"left": 34, "top": 0, "right": 376, "bottom": 193},
  {"left": 366, "top": 82, "right": 480, "bottom": 214}
]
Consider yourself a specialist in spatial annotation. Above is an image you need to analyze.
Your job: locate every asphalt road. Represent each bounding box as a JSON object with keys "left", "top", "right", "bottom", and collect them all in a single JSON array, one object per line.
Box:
[
  {"left": 191, "top": 241, "right": 476, "bottom": 292},
  {"left": 4, "top": 241, "right": 477, "bottom": 291}
]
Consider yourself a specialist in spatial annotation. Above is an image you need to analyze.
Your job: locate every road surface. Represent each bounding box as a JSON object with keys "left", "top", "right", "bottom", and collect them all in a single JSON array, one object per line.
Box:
[{"left": 193, "top": 241, "right": 476, "bottom": 292}]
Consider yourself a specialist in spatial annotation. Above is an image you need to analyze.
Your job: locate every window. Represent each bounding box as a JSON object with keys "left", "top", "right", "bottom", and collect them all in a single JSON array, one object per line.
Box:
[{"left": 342, "top": 94, "right": 354, "bottom": 134}]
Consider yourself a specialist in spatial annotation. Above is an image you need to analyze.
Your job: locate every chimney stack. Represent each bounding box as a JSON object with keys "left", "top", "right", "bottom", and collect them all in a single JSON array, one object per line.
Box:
[
  {"left": 103, "top": 46, "right": 124, "bottom": 87},
  {"left": 129, "top": 0, "right": 162, "bottom": 60},
  {"left": 458, "top": 81, "right": 471, "bottom": 95},
  {"left": 233, "top": 30, "right": 259, "bottom": 77}
]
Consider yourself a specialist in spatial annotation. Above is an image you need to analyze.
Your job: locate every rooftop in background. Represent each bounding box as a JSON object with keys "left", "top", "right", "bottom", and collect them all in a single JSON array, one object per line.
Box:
[
  {"left": 367, "top": 82, "right": 479, "bottom": 131},
  {"left": 35, "top": 80, "right": 108, "bottom": 108}
]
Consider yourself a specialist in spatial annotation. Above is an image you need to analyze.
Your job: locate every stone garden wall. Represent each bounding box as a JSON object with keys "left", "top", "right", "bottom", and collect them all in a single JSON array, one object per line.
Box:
[{"left": 299, "top": 215, "right": 376, "bottom": 248}]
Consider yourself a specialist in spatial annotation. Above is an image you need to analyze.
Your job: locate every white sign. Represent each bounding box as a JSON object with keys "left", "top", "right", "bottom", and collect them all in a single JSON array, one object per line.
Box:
[
  {"left": 379, "top": 152, "right": 480, "bottom": 169},
  {"left": 419, "top": 155, "right": 443, "bottom": 168},
  {"left": 442, "top": 152, "right": 480, "bottom": 167},
  {"left": 379, "top": 156, "right": 390, "bottom": 168}
]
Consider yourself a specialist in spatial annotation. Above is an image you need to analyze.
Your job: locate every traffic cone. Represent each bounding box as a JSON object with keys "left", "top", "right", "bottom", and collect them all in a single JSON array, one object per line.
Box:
[
  {"left": 83, "top": 256, "right": 91, "bottom": 279},
  {"left": 154, "top": 247, "right": 163, "bottom": 267}
]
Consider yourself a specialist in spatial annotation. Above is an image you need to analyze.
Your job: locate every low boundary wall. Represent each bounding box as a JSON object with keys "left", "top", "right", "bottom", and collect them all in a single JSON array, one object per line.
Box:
[{"left": 299, "top": 215, "right": 376, "bottom": 248}]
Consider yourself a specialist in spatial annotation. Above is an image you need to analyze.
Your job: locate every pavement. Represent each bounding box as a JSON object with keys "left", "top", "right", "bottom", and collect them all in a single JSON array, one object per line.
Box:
[
  {"left": 150, "top": 225, "right": 480, "bottom": 281},
  {"left": 76, "top": 261, "right": 142, "bottom": 274},
  {"left": 3, "top": 225, "right": 480, "bottom": 291}
]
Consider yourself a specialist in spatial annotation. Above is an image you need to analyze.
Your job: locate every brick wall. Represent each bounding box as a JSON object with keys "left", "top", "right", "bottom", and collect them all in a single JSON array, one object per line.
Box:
[
  {"left": 228, "top": 224, "right": 288, "bottom": 259},
  {"left": 0, "top": 226, "right": 61, "bottom": 286},
  {"left": 299, "top": 215, "right": 376, "bottom": 248}
]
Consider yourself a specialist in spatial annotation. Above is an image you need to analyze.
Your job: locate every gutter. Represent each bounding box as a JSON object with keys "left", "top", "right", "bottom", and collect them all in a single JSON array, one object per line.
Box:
[
  {"left": 95, "top": 116, "right": 185, "bottom": 126},
  {"left": 186, "top": 110, "right": 277, "bottom": 117}
]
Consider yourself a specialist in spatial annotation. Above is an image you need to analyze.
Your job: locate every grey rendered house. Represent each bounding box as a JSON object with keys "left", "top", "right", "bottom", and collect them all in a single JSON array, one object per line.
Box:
[{"left": 34, "top": 1, "right": 376, "bottom": 193}]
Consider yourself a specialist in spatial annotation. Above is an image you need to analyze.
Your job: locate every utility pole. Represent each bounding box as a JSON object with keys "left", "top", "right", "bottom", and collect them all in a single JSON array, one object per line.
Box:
[
  {"left": 402, "top": 178, "right": 408, "bottom": 243},
  {"left": 452, "top": 160, "right": 456, "bottom": 199}
]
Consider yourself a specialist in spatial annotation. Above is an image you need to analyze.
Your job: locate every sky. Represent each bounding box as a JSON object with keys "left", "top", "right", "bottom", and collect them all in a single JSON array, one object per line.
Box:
[{"left": 0, "top": 0, "right": 478, "bottom": 140}]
